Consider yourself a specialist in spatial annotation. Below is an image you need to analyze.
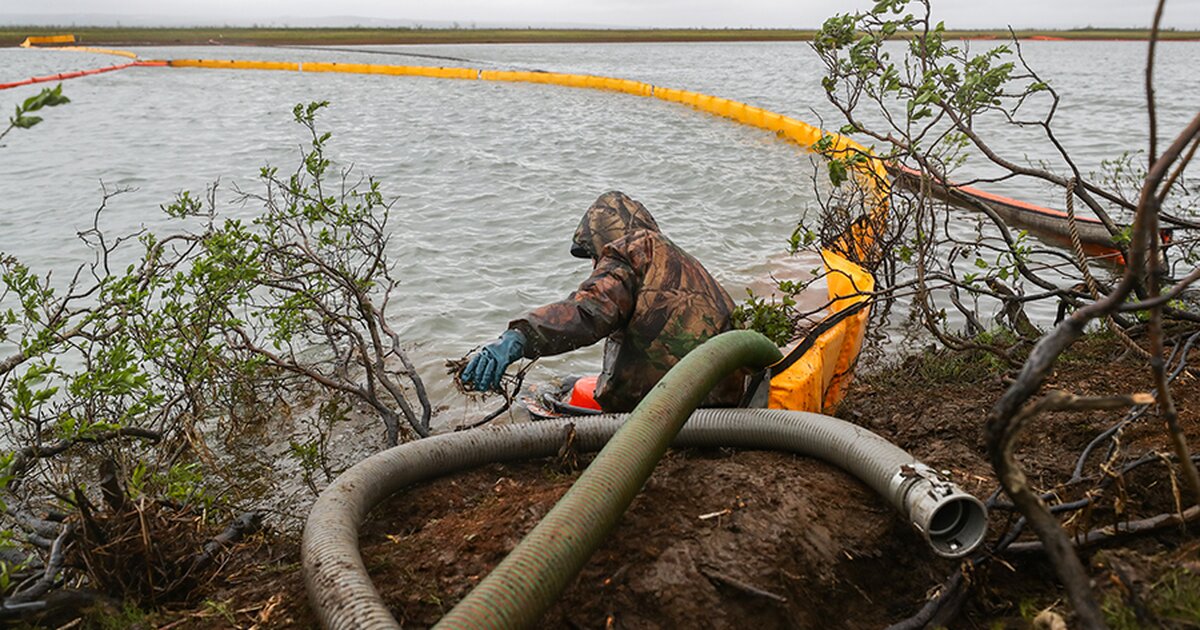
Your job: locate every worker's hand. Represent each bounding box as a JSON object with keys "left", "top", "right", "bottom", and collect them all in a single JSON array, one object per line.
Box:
[{"left": 461, "top": 330, "right": 526, "bottom": 392}]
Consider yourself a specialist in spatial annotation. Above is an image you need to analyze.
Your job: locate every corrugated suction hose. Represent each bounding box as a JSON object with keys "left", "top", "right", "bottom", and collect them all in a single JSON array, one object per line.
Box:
[{"left": 303, "top": 332, "right": 987, "bottom": 629}]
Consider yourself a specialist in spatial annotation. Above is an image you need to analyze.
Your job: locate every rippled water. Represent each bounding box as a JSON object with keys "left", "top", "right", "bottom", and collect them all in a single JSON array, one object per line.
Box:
[{"left": 1, "top": 41, "right": 1197, "bottom": 422}]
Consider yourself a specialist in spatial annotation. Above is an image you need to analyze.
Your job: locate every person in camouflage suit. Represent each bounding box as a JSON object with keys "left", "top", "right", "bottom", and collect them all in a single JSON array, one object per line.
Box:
[{"left": 460, "top": 191, "right": 743, "bottom": 412}]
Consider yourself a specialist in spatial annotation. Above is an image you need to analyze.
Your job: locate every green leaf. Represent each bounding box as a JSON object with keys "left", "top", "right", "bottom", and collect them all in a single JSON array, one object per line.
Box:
[
  {"left": 10, "top": 115, "right": 42, "bottom": 129},
  {"left": 828, "top": 160, "right": 848, "bottom": 187}
]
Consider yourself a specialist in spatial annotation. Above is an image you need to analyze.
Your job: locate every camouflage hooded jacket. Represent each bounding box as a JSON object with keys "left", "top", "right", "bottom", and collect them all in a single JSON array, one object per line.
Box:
[{"left": 509, "top": 191, "right": 743, "bottom": 412}]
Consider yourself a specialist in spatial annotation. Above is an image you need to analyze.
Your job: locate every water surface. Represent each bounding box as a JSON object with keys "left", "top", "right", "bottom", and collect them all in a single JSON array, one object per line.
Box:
[{"left": 2, "top": 41, "right": 1197, "bottom": 424}]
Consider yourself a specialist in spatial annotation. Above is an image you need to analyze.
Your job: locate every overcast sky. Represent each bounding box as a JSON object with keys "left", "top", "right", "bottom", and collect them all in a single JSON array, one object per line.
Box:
[{"left": 6, "top": 0, "right": 1200, "bottom": 29}]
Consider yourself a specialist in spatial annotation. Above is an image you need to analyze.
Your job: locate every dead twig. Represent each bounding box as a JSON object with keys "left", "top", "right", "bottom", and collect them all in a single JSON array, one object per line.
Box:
[
  {"left": 192, "top": 512, "right": 263, "bottom": 571},
  {"left": 554, "top": 423, "right": 579, "bottom": 473},
  {"left": 449, "top": 357, "right": 536, "bottom": 431},
  {"left": 7, "top": 523, "right": 73, "bottom": 604},
  {"left": 699, "top": 566, "right": 788, "bottom": 604},
  {"left": 1005, "top": 505, "right": 1200, "bottom": 554}
]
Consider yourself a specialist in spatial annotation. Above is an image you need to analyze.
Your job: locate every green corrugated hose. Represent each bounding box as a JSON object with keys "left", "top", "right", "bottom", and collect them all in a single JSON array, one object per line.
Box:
[{"left": 435, "top": 330, "right": 781, "bottom": 629}]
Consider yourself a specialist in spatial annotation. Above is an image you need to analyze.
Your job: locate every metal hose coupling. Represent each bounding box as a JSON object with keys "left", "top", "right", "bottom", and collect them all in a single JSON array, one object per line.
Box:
[{"left": 890, "top": 463, "right": 987, "bottom": 558}]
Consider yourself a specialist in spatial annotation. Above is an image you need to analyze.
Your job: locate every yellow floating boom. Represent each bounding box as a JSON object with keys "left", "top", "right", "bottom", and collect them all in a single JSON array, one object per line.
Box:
[{"left": 20, "top": 34, "right": 76, "bottom": 47}]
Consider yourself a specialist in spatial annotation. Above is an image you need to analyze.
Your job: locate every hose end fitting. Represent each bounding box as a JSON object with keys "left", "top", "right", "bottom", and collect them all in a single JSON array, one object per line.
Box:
[{"left": 894, "top": 464, "right": 988, "bottom": 558}]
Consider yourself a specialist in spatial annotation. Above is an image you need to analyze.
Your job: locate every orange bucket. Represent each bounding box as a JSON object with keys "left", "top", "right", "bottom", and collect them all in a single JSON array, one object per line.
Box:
[{"left": 568, "top": 375, "right": 602, "bottom": 411}]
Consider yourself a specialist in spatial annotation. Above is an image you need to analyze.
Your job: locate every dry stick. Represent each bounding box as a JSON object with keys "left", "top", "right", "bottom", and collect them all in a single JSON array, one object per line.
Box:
[
  {"left": 699, "top": 566, "right": 788, "bottom": 604},
  {"left": 886, "top": 567, "right": 984, "bottom": 630},
  {"left": 1143, "top": 5, "right": 1200, "bottom": 498},
  {"left": 1147, "top": 193, "right": 1200, "bottom": 504},
  {"left": 987, "top": 110, "right": 1200, "bottom": 630},
  {"left": 1146, "top": 0, "right": 1167, "bottom": 169},
  {"left": 4, "top": 507, "right": 62, "bottom": 540},
  {"left": 1003, "top": 453, "right": 1200, "bottom": 516},
  {"left": 454, "top": 360, "right": 535, "bottom": 431},
  {"left": 1156, "top": 361, "right": 1200, "bottom": 502},
  {"left": 6, "top": 523, "right": 73, "bottom": 604},
  {"left": 913, "top": 168, "right": 977, "bottom": 352},
  {"left": 1110, "top": 559, "right": 1155, "bottom": 626},
  {"left": 993, "top": 393, "right": 1151, "bottom": 628},
  {"left": 379, "top": 297, "right": 432, "bottom": 431},
  {"left": 992, "top": 454, "right": 1200, "bottom": 570},
  {"left": 1005, "top": 505, "right": 1200, "bottom": 554},
  {"left": 1068, "top": 330, "right": 1197, "bottom": 483},
  {"left": 1120, "top": 267, "right": 1200, "bottom": 312},
  {"left": 192, "top": 512, "right": 262, "bottom": 570},
  {"left": 8, "top": 427, "right": 161, "bottom": 478}
]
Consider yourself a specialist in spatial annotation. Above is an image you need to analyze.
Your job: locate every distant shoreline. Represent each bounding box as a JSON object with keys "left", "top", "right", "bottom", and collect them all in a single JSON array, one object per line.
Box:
[{"left": 3, "top": 27, "right": 1200, "bottom": 48}]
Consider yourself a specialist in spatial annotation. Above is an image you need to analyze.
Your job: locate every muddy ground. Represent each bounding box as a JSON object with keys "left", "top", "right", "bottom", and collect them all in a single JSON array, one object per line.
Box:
[{"left": 138, "top": 333, "right": 1199, "bottom": 628}]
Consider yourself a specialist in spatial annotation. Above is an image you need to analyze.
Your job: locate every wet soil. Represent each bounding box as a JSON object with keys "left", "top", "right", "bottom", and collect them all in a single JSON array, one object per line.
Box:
[
  {"left": 149, "top": 333, "right": 1200, "bottom": 628},
  {"left": 365, "top": 450, "right": 952, "bottom": 629}
]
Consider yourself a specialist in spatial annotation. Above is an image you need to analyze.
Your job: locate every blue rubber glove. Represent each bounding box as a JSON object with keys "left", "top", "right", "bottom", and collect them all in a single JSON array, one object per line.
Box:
[{"left": 461, "top": 330, "right": 526, "bottom": 392}]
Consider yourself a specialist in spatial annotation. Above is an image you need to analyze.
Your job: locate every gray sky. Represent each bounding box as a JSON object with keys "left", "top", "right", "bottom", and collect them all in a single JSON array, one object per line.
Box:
[{"left": 6, "top": 0, "right": 1200, "bottom": 29}]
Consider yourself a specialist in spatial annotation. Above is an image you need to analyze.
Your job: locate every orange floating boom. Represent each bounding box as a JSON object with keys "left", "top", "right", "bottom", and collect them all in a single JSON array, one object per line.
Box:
[{"left": 0, "top": 61, "right": 164, "bottom": 91}]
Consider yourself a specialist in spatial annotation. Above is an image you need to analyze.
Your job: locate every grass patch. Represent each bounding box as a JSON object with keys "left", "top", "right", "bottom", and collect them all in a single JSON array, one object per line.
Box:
[
  {"left": 78, "top": 601, "right": 152, "bottom": 630},
  {"left": 1104, "top": 569, "right": 1200, "bottom": 629},
  {"left": 858, "top": 329, "right": 1019, "bottom": 390}
]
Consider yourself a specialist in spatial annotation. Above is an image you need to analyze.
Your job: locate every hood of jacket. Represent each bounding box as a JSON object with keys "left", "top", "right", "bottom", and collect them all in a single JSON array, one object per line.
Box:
[{"left": 570, "top": 191, "right": 660, "bottom": 259}]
